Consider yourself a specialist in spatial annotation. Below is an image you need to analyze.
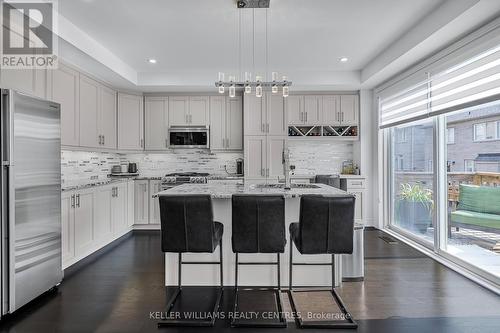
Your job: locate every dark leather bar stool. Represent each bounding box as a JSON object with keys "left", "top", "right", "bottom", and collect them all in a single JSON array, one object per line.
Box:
[
  {"left": 231, "top": 195, "right": 287, "bottom": 327},
  {"left": 288, "top": 194, "right": 357, "bottom": 329},
  {"left": 158, "top": 195, "right": 223, "bottom": 327}
]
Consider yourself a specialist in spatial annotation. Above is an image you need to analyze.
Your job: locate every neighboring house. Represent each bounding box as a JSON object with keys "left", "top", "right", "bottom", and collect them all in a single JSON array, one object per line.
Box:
[
  {"left": 447, "top": 105, "right": 500, "bottom": 173},
  {"left": 393, "top": 105, "right": 500, "bottom": 173}
]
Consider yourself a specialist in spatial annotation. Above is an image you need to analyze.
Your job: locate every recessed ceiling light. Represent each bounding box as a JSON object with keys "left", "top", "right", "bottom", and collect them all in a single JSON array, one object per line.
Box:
[
  {"left": 148, "top": 59, "right": 157, "bottom": 64},
  {"left": 339, "top": 57, "right": 349, "bottom": 63}
]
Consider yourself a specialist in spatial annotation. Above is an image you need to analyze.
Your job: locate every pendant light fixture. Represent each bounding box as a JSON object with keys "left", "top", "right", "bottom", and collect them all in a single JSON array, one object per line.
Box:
[{"left": 216, "top": 2, "right": 291, "bottom": 98}]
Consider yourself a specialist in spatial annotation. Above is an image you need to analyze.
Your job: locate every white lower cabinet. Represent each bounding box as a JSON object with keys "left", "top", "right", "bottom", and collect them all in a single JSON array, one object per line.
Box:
[
  {"left": 127, "top": 180, "right": 135, "bottom": 227},
  {"left": 61, "top": 192, "right": 76, "bottom": 264},
  {"left": 112, "top": 182, "right": 128, "bottom": 233},
  {"left": 62, "top": 181, "right": 133, "bottom": 269},
  {"left": 149, "top": 180, "right": 161, "bottom": 225},
  {"left": 134, "top": 179, "right": 161, "bottom": 225},
  {"left": 343, "top": 177, "right": 366, "bottom": 224},
  {"left": 134, "top": 180, "right": 150, "bottom": 224},
  {"left": 73, "top": 189, "right": 96, "bottom": 259}
]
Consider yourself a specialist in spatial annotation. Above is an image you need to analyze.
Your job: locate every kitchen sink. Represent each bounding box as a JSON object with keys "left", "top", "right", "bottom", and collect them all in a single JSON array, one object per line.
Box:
[{"left": 256, "top": 183, "right": 320, "bottom": 189}]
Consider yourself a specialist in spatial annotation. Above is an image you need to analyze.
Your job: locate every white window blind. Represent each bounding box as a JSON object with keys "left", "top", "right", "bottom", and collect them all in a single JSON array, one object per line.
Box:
[
  {"left": 378, "top": 24, "right": 500, "bottom": 129},
  {"left": 378, "top": 74, "right": 430, "bottom": 128}
]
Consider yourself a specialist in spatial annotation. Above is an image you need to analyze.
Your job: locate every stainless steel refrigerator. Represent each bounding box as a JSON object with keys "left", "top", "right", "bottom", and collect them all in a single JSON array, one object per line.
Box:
[{"left": 1, "top": 89, "right": 62, "bottom": 317}]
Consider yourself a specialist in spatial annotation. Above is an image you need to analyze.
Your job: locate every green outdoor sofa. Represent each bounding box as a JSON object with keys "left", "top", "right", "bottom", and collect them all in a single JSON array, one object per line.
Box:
[{"left": 450, "top": 184, "right": 500, "bottom": 232}]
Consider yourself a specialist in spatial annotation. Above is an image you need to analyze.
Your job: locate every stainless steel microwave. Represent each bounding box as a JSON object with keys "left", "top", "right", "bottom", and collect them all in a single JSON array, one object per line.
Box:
[{"left": 168, "top": 127, "right": 209, "bottom": 149}]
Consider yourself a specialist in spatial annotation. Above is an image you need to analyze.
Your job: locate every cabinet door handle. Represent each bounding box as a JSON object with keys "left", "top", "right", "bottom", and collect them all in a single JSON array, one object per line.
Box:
[
  {"left": 266, "top": 168, "right": 269, "bottom": 177},
  {"left": 299, "top": 112, "right": 303, "bottom": 122},
  {"left": 165, "top": 139, "right": 168, "bottom": 148},
  {"left": 140, "top": 139, "right": 144, "bottom": 148},
  {"left": 305, "top": 112, "right": 308, "bottom": 122},
  {"left": 341, "top": 112, "right": 344, "bottom": 122},
  {"left": 103, "top": 135, "right": 105, "bottom": 145},
  {"left": 115, "top": 187, "right": 118, "bottom": 197},
  {"left": 76, "top": 194, "right": 80, "bottom": 208},
  {"left": 261, "top": 123, "right": 265, "bottom": 133},
  {"left": 71, "top": 194, "right": 75, "bottom": 208},
  {"left": 266, "top": 123, "right": 269, "bottom": 133},
  {"left": 261, "top": 168, "right": 265, "bottom": 177}
]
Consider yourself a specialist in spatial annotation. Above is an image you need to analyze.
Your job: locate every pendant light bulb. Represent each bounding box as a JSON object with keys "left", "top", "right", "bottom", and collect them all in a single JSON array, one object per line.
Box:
[
  {"left": 245, "top": 84, "right": 252, "bottom": 94},
  {"left": 256, "top": 84, "right": 263, "bottom": 98},
  {"left": 272, "top": 84, "right": 278, "bottom": 94},
  {"left": 229, "top": 84, "right": 236, "bottom": 98},
  {"left": 218, "top": 85, "right": 225, "bottom": 94},
  {"left": 282, "top": 85, "right": 289, "bottom": 98}
]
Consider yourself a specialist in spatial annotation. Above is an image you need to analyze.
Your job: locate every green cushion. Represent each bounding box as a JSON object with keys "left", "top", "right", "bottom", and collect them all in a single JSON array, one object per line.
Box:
[
  {"left": 451, "top": 210, "right": 500, "bottom": 230},
  {"left": 458, "top": 184, "right": 500, "bottom": 215}
]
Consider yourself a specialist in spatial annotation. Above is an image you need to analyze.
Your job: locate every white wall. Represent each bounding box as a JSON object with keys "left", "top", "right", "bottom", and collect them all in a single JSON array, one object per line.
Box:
[{"left": 359, "top": 89, "right": 378, "bottom": 227}]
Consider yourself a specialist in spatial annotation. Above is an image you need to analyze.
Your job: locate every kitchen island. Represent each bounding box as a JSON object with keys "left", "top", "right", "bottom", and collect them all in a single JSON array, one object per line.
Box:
[{"left": 155, "top": 183, "right": 352, "bottom": 287}]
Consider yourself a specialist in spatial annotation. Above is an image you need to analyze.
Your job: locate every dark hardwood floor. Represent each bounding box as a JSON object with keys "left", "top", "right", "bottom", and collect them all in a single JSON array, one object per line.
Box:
[{"left": 1, "top": 229, "right": 499, "bottom": 333}]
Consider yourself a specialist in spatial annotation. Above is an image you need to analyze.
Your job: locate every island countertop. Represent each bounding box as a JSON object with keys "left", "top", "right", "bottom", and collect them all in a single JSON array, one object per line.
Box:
[{"left": 154, "top": 182, "right": 348, "bottom": 199}]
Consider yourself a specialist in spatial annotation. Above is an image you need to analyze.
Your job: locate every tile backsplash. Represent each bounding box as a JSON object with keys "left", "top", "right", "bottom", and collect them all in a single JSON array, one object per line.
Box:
[
  {"left": 288, "top": 141, "right": 353, "bottom": 175},
  {"left": 62, "top": 142, "right": 353, "bottom": 186},
  {"left": 61, "top": 150, "right": 243, "bottom": 187}
]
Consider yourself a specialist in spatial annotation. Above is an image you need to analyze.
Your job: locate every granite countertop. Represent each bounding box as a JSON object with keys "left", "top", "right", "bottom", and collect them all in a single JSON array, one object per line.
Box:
[
  {"left": 207, "top": 175, "right": 244, "bottom": 180},
  {"left": 62, "top": 178, "right": 132, "bottom": 192},
  {"left": 154, "top": 183, "right": 348, "bottom": 199}
]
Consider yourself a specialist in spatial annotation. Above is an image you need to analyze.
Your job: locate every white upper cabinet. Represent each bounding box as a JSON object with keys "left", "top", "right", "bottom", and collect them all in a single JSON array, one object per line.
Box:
[
  {"left": 340, "top": 95, "right": 359, "bottom": 125},
  {"left": 267, "top": 94, "right": 286, "bottom": 136},
  {"left": 145, "top": 97, "right": 169, "bottom": 150},
  {"left": 244, "top": 95, "right": 265, "bottom": 135},
  {"left": 304, "top": 95, "right": 322, "bottom": 124},
  {"left": 286, "top": 95, "right": 303, "bottom": 125},
  {"left": 209, "top": 96, "right": 225, "bottom": 150},
  {"left": 287, "top": 95, "right": 322, "bottom": 125},
  {"left": 287, "top": 94, "right": 359, "bottom": 127},
  {"left": 79, "top": 75, "right": 100, "bottom": 148},
  {"left": 210, "top": 96, "right": 243, "bottom": 151},
  {"left": 244, "top": 93, "right": 284, "bottom": 136},
  {"left": 50, "top": 64, "right": 80, "bottom": 146},
  {"left": 99, "top": 85, "right": 117, "bottom": 149},
  {"left": 118, "top": 93, "right": 144, "bottom": 150},
  {"left": 189, "top": 96, "right": 209, "bottom": 126},
  {"left": 322, "top": 95, "right": 341, "bottom": 125},
  {"left": 226, "top": 96, "right": 243, "bottom": 150},
  {"left": 169, "top": 96, "right": 189, "bottom": 126},
  {"left": 78, "top": 75, "right": 118, "bottom": 149},
  {"left": 168, "top": 96, "right": 209, "bottom": 127}
]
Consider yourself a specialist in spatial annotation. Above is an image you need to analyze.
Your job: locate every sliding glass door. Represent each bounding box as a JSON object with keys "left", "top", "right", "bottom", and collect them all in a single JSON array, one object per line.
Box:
[
  {"left": 390, "top": 119, "right": 435, "bottom": 246},
  {"left": 444, "top": 102, "right": 500, "bottom": 280}
]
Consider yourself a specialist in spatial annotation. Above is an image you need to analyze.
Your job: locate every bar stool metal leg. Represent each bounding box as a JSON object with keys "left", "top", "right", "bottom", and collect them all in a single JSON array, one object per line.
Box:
[
  {"left": 288, "top": 237, "right": 357, "bottom": 329},
  {"left": 231, "top": 253, "right": 287, "bottom": 328},
  {"left": 159, "top": 242, "right": 224, "bottom": 328}
]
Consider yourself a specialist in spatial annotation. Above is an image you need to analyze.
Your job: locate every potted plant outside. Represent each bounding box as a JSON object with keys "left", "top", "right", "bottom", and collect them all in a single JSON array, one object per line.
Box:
[{"left": 396, "top": 183, "right": 433, "bottom": 233}]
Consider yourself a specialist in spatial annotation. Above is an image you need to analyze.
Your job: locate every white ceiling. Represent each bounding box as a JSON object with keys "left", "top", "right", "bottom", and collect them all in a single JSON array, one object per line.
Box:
[{"left": 56, "top": 0, "right": 500, "bottom": 91}]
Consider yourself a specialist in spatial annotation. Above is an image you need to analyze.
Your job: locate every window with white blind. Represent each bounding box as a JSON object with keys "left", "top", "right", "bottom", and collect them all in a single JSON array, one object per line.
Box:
[{"left": 378, "top": 24, "right": 500, "bottom": 128}]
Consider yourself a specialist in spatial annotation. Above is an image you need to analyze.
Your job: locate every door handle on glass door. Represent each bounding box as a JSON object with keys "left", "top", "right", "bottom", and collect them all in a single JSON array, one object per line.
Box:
[
  {"left": 76, "top": 194, "right": 80, "bottom": 208},
  {"left": 71, "top": 194, "right": 75, "bottom": 208}
]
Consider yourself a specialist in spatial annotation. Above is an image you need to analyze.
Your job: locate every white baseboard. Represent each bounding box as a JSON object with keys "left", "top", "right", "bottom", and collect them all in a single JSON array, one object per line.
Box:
[
  {"left": 62, "top": 227, "right": 133, "bottom": 270},
  {"left": 133, "top": 224, "right": 161, "bottom": 230}
]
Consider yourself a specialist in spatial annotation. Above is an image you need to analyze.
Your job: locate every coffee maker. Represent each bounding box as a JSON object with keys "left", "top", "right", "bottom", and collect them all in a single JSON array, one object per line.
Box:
[{"left": 236, "top": 158, "right": 244, "bottom": 176}]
